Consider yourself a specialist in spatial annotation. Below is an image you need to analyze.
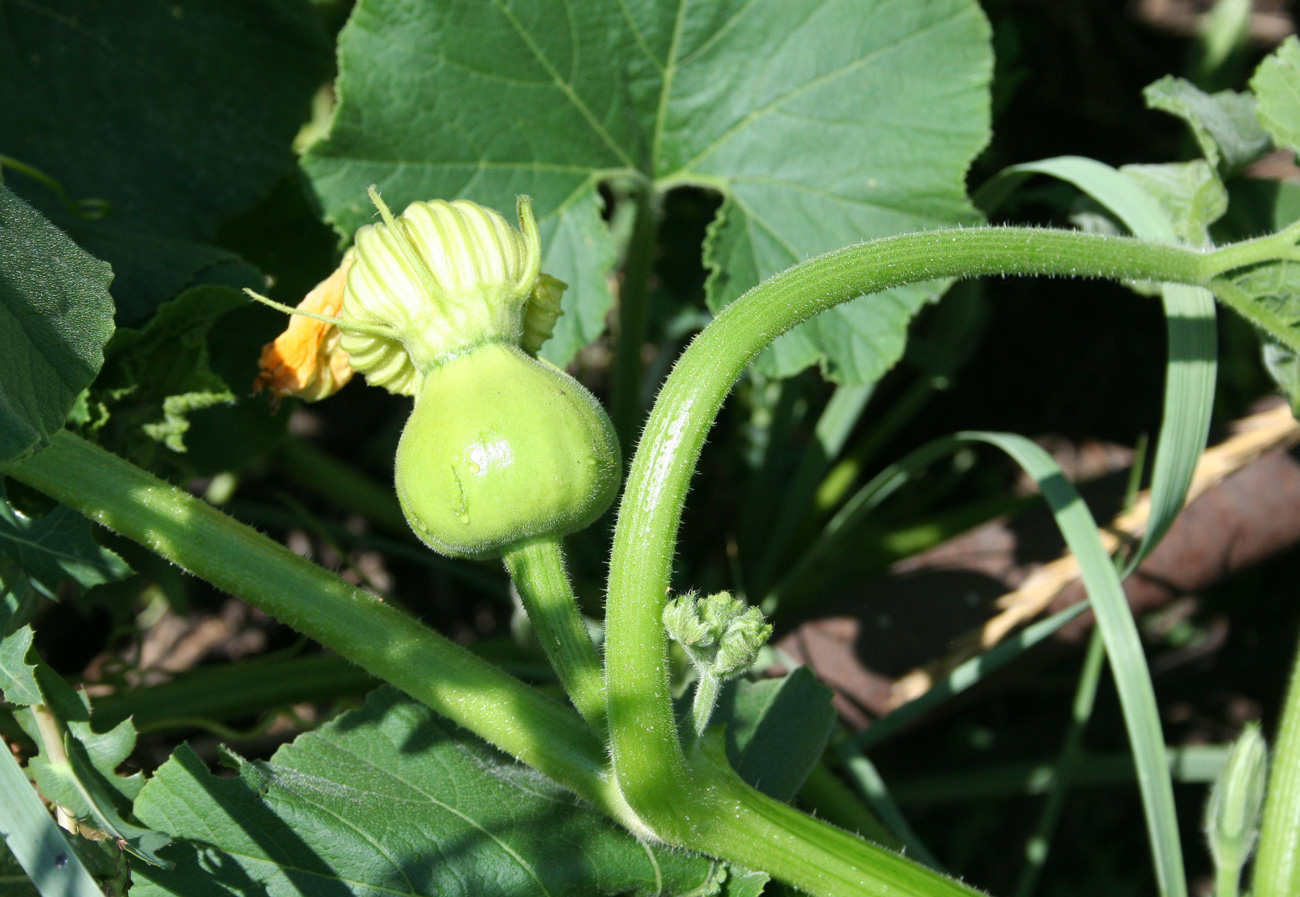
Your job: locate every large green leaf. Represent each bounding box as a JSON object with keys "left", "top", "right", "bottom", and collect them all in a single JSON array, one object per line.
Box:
[
  {"left": 1218, "top": 259, "right": 1300, "bottom": 413},
  {"left": 0, "top": 481, "right": 131, "bottom": 602},
  {"left": 86, "top": 286, "right": 247, "bottom": 460},
  {"left": 0, "top": 625, "right": 40, "bottom": 705},
  {"left": 1253, "top": 36, "right": 1300, "bottom": 161},
  {"left": 4, "top": 631, "right": 172, "bottom": 870},
  {"left": 0, "top": 185, "right": 114, "bottom": 461},
  {"left": 303, "top": 0, "right": 992, "bottom": 379},
  {"left": 1213, "top": 40, "right": 1300, "bottom": 413},
  {"left": 1142, "top": 76, "right": 1270, "bottom": 176},
  {"left": 0, "top": 0, "right": 330, "bottom": 325},
  {"left": 714, "top": 667, "right": 835, "bottom": 803},
  {"left": 1120, "top": 161, "right": 1227, "bottom": 245},
  {"left": 134, "top": 687, "right": 722, "bottom": 897}
]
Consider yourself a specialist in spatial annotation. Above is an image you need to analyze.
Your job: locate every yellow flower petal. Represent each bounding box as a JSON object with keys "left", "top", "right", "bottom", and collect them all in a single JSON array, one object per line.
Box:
[{"left": 253, "top": 254, "right": 356, "bottom": 402}]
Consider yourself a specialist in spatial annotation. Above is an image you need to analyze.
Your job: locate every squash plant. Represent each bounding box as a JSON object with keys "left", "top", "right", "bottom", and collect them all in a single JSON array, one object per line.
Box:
[{"left": 2, "top": 2, "right": 1300, "bottom": 896}]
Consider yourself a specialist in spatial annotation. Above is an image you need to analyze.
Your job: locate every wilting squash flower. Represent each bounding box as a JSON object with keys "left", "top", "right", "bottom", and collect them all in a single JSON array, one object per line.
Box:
[
  {"left": 253, "top": 252, "right": 356, "bottom": 402},
  {"left": 248, "top": 188, "right": 619, "bottom": 560}
]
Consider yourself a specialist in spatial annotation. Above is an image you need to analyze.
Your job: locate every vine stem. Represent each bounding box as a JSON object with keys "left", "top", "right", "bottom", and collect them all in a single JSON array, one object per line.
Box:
[
  {"left": 0, "top": 433, "right": 649, "bottom": 840},
  {"left": 604, "top": 226, "right": 1231, "bottom": 895},
  {"left": 31, "top": 705, "right": 79, "bottom": 832},
  {"left": 1253, "top": 632, "right": 1300, "bottom": 897},
  {"left": 502, "top": 536, "right": 607, "bottom": 733}
]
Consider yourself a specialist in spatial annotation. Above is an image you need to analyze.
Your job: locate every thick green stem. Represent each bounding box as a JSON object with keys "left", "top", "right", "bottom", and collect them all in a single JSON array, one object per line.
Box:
[
  {"left": 1253, "top": 633, "right": 1300, "bottom": 897},
  {"left": 797, "top": 761, "right": 902, "bottom": 851},
  {"left": 610, "top": 183, "right": 658, "bottom": 451},
  {"left": 605, "top": 226, "right": 1221, "bottom": 893},
  {"left": 1, "top": 433, "right": 645, "bottom": 835},
  {"left": 502, "top": 536, "right": 607, "bottom": 733},
  {"left": 682, "top": 738, "right": 981, "bottom": 897}
]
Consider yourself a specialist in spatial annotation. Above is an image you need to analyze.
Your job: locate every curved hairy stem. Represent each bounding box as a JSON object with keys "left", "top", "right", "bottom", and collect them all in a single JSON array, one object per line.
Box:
[
  {"left": 604, "top": 226, "right": 1222, "bottom": 894},
  {"left": 503, "top": 536, "right": 607, "bottom": 733}
]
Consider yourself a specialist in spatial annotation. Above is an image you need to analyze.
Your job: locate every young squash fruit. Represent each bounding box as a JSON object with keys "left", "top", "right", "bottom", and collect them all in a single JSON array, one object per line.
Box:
[
  {"left": 254, "top": 189, "right": 620, "bottom": 559},
  {"left": 396, "top": 340, "right": 619, "bottom": 558}
]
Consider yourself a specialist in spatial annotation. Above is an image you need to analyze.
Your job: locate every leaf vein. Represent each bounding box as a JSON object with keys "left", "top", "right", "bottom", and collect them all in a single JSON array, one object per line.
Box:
[
  {"left": 651, "top": 0, "right": 691, "bottom": 173},
  {"left": 674, "top": 0, "right": 766, "bottom": 69},
  {"left": 614, "top": 0, "right": 666, "bottom": 71},
  {"left": 674, "top": 4, "right": 971, "bottom": 175},
  {"left": 488, "top": 0, "right": 635, "bottom": 169},
  {"left": 312, "top": 737, "right": 556, "bottom": 897}
]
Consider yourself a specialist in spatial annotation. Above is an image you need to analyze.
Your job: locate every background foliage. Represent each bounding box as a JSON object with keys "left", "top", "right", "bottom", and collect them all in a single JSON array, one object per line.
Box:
[{"left": 2, "top": 1, "right": 1299, "bottom": 896}]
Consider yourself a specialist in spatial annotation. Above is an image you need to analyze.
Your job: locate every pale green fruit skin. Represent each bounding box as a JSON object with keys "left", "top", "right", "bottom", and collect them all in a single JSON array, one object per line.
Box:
[{"left": 395, "top": 341, "right": 620, "bottom": 559}]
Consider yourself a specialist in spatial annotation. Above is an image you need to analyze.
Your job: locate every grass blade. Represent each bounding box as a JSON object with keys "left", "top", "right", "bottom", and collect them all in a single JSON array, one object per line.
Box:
[
  {"left": 888, "top": 744, "right": 1229, "bottom": 804},
  {"left": 1013, "top": 629, "right": 1107, "bottom": 897},
  {"left": 824, "top": 427, "right": 1186, "bottom": 894},
  {"left": 0, "top": 745, "right": 104, "bottom": 897},
  {"left": 962, "top": 431, "right": 1187, "bottom": 897}
]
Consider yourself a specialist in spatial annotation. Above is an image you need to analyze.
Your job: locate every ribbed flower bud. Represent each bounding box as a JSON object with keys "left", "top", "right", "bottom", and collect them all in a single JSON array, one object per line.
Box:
[{"left": 339, "top": 191, "right": 543, "bottom": 395}]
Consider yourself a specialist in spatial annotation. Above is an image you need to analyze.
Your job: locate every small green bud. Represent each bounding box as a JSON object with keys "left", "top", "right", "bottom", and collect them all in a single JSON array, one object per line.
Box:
[
  {"left": 521, "top": 273, "right": 566, "bottom": 357},
  {"left": 1205, "top": 722, "right": 1268, "bottom": 881},
  {"left": 714, "top": 614, "right": 772, "bottom": 678},
  {"left": 663, "top": 591, "right": 772, "bottom": 680},
  {"left": 662, "top": 593, "right": 713, "bottom": 647},
  {"left": 665, "top": 591, "right": 771, "bottom": 738}
]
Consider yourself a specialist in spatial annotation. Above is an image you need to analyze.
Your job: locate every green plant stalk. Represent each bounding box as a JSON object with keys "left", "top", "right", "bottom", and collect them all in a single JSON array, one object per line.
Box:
[
  {"left": 0, "top": 432, "right": 647, "bottom": 839},
  {"left": 606, "top": 226, "right": 1253, "bottom": 894},
  {"left": 610, "top": 183, "right": 658, "bottom": 451},
  {"left": 689, "top": 670, "right": 721, "bottom": 738},
  {"left": 502, "top": 535, "right": 607, "bottom": 732},
  {"left": 1208, "top": 276, "right": 1300, "bottom": 355},
  {"left": 1217, "top": 839, "right": 1244, "bottom": 897},
  {"left": 31, "top": 704, "right": 78, "bottom": 832},
  {"left": 1253, "top": 633, "right": 1300, "bottom": 897},
  {"left": 682, "top": 736, "right": 976, "bottom": 897}
]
